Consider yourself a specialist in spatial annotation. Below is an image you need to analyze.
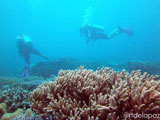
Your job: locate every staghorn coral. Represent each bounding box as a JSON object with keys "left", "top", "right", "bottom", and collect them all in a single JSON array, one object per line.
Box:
[{"left": 29, "top": 67, "right": 160, "bottom": 120}]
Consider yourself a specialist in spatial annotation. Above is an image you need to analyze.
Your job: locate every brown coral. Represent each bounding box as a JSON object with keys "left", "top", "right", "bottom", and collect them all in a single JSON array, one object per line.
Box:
[{"left": 29, "top": 67, "right": 160, "bottom": 120}]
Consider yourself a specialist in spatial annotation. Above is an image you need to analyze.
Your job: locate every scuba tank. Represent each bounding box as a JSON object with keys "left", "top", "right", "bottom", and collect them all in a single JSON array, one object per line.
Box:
[
  {"left": 91, "top": 24, "right": 105, "bottom": 32},
  {"left": 22, "top": 35, "right": 33, "bottom": 48},
  {"left": 23, "top": 35, "right": 32, "bottom": 43}
]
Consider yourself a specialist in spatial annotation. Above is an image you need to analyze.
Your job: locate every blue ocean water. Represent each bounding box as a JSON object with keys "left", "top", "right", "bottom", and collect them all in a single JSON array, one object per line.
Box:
[{"left": 0, "top": 0, "right": 160, "bottom": 76}]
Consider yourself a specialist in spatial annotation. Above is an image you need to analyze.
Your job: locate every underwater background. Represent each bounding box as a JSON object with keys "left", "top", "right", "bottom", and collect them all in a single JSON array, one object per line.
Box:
[
  {"left": 0, "top": 0, "right": 160, "bottom": 76},
  {"left": 1, "top": 0, "right": 160, "bottom": 120}
]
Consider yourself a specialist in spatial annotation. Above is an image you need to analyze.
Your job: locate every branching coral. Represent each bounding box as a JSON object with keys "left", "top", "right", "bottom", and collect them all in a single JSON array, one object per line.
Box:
[
  {"left": 0, "top": 87, "right": 30, "bottom": 113},
  {"left": 29, "top": 67, "right": 160, "bottom": 120}
]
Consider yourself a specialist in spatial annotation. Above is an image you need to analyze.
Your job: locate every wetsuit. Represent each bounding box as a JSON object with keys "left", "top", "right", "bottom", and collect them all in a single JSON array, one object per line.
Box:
[
  {"left": 17, "top": 37, "right": 41, "bottom": 78},
  {"left": 17, "top": 39, "right": 41, "bottom": 64},
  {"left": 81, "top": 24, "right": 133, "bottom": 44}
]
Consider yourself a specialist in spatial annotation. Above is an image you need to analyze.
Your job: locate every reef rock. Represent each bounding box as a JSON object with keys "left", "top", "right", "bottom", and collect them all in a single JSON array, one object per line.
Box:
[{"left": 1, "top": 108, "right": 23, "bottom": 120}]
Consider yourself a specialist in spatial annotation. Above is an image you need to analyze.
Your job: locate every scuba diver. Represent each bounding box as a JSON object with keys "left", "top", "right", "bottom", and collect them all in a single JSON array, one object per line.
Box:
[
  {"left": 80, "top": 24, "right": 133, "bottom": 44},
  {"left": 16, "top": 34, "right": 49, "bottom": 78},
  {"left": 80, "top": 6, "right": 133, "bottom": 44}
]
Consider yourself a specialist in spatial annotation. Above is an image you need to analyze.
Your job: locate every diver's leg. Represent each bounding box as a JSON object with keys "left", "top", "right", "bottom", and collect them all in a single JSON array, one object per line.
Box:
[
  {"left": 86, "top": 37, "right": 91, "bottom": 44},
  {"left": 108, "top": 27, "right": 133, "bottom": 39},
  {"left": 21, "top": 70, "right": 26, "bottom": 78},
  {"left": 118, "top": 27, "right": 133, "bottom": 36},
  {"left": 94, "top": 32, "right": 109, "bottom": 40},
  {"left": 25, "top": 64, "right": 29, "bottom": 77},
  {"left": 107, "top": 28, "right": 121, "bottom": 39},
  {"left": 21, "top": 55, "right": 30, "bottom": 78},
  {"left": 21, "top": 64, "right": 29, "bottom": 78}
]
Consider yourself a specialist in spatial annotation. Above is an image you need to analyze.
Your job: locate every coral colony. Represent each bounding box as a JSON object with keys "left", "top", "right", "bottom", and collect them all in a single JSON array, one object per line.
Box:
[
  {"left": 29, "top": 67, "right": 160, "bottom": 120},
  {"left": 0, "top": 66, "right": 160, "bottom": 120}
]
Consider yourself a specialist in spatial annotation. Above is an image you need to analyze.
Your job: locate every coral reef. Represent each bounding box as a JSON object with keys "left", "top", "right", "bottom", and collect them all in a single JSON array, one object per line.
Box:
[
  {"left": 19, "top": 76, "right": 50, "bottom": 90},
  {"left": 29, "top": 67, "right": 160, "bottom": 120},
  {"left": 0, "top": 76, "right": 54, "bottom": 119},
  {"left": 0, "top": 105, "right": 35, "bottom": 120},
  {"left": 30, "top": 57, "right": 160, "bottom": 78},
  {"left": 1, "top": 108, "right": 41, "bottom": 120},
  {"left": 12, "top": 115, "right": 42, "bottom": 120},
  {"left": 30, "top": 57, "right": 79, "bottom": 78},
  {"left": 12, "top": 109, "right": 52, "bottom": 120},
  {"left": 0, "top": 87, "right": 30, "bottom": 113},
  {"left": 12, "top": 108, "right": 42, "bottom": 120},
  {"left": 1, "top": 108, "right": 24, "bottom": 120},
  {"left": 127, "top": 60, "right": 160, "bottom": 75},
  {"left": 0, "top": 76, "right": 50, "bottom": 91},
  {"left": 0, "top": 77, "right": 18, "bottom": 90},
  {"left": 0, "top": 103, "right": 7, "bottom": 118}
]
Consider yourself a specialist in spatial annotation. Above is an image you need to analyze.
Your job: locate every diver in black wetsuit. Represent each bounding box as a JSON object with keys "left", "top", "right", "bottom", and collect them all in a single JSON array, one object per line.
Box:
[
  {"left": 80, "top": 24, "right": 134, "bottom": 44},
  {"left": 16, "top": 34, "right": 49, "bottom": 78}
]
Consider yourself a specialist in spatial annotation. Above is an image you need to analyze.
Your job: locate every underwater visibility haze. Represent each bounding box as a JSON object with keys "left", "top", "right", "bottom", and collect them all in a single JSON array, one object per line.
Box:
[
  {"left": 0, "top": 0, "right": 160, "bottom": 76},
  {"left": 0, "top": 0, "right": 160, "bottom": 119}
]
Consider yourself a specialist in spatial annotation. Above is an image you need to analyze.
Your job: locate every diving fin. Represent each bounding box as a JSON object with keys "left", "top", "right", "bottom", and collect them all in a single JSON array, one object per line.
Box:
[{"left": 119, "top": 27, "right": 134, "bottom": 36}]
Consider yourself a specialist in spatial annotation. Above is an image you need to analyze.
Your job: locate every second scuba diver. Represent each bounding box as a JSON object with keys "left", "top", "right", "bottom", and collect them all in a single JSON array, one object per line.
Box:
[
  {"left": 16, "top": 34, "right": 49, "bottom": 78},
  {"left": 80, "top": 24, "right": 134, "bottom": 44}
]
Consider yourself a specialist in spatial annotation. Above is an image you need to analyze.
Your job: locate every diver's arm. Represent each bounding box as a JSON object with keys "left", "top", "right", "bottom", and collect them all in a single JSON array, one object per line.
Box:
[
  {"left": 31, "top": 48, "right": 50, "bottom": 61},
  {"left": 40, "top": 55, "right": 50, "bottom": 61}
]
